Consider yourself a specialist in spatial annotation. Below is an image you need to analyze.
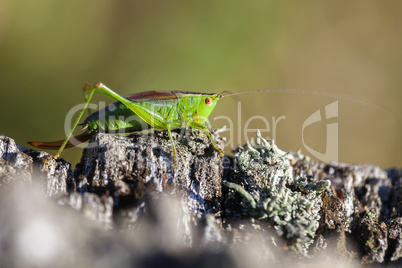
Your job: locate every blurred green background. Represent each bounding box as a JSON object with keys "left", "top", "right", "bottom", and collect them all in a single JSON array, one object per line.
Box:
[{"left": 0, "top": 0, "right": 401, "bottom": 168}]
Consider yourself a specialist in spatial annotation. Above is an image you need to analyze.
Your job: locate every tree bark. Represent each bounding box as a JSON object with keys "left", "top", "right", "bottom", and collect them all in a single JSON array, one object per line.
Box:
[{"left": 0, "top": 130, "right": 401, "bottom": 266}]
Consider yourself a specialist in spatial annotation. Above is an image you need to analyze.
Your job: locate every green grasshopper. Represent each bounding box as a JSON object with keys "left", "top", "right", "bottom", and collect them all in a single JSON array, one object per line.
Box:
[
  {"left": 29, "top": 82, "right": 232, "bottom": 167},
  {"left": 26, "top": 83, "right": 343, "bottom": 165},
  {"left": 28, "top": 82, "right": 400, "bottom": 167}
]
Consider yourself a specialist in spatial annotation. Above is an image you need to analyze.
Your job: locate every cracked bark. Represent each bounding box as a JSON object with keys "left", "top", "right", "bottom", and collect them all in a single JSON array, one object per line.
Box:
[{"left": 0, "top": 130, "right": 402, "bottom": 266}]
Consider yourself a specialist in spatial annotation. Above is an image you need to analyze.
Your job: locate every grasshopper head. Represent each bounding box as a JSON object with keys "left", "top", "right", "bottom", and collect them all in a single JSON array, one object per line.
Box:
[{"left": 194, "top": 93, "right": 223, "bottom": 124}]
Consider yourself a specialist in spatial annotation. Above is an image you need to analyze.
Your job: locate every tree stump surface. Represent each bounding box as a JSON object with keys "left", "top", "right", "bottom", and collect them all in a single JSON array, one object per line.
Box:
[{"left": 0, "top": 130, "right": 401, "bottom": 267}]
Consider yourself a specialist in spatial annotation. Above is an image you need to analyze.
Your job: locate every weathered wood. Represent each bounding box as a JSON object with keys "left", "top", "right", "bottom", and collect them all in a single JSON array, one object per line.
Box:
[
  {"left": 0, "top": 131, "right": 401, "bottom": 266},
  {"left": 70, "top": 129, "right": 225, "bottom": 229},
  {"left": 0, "top": 135, "right": 71, "bottom": 196}
]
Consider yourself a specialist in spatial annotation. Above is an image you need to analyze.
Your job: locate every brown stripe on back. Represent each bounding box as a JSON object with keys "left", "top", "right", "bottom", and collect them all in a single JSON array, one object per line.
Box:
[{"left": 127, "top": 90, "right": 214, "bottom": 101}]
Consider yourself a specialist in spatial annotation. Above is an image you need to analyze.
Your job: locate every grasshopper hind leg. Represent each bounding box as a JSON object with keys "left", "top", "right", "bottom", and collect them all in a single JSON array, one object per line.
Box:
[
  {"left": 82, "top": 84, "right": 95, "bottom": 116},
  {"left": 54, "top": 86, "right": 96, "bottom": 159}
]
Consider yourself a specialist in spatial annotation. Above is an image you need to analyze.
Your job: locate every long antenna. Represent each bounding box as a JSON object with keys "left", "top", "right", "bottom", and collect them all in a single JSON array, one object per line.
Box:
[
  {"left": 220, "top": 88, "right": 402, "bottom": 166},
  {"left": 221, "top": 88, "right": 398, "bottom": 122}
]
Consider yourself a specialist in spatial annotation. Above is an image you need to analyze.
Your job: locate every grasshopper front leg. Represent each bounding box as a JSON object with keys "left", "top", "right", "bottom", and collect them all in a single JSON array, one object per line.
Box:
[{"left": 187, "top": 120, "right": 223, "bottom": 157}]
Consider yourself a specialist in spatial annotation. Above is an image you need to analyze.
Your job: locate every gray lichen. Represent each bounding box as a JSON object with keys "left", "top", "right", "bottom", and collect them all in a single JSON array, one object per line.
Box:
[{"left": 224, "top": 130, "right": 330, "bottom": 255}]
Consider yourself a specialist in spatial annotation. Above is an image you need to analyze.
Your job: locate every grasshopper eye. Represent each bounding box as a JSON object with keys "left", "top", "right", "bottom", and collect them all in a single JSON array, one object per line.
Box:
[{"left": 205, "top": 97, "right": 213, "bottom": 106}]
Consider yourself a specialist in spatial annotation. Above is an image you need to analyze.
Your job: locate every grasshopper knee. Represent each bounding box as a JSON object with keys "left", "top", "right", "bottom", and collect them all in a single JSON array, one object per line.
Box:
[{"left": 94, "top": 82, "right": 105, "bottom": 89}]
